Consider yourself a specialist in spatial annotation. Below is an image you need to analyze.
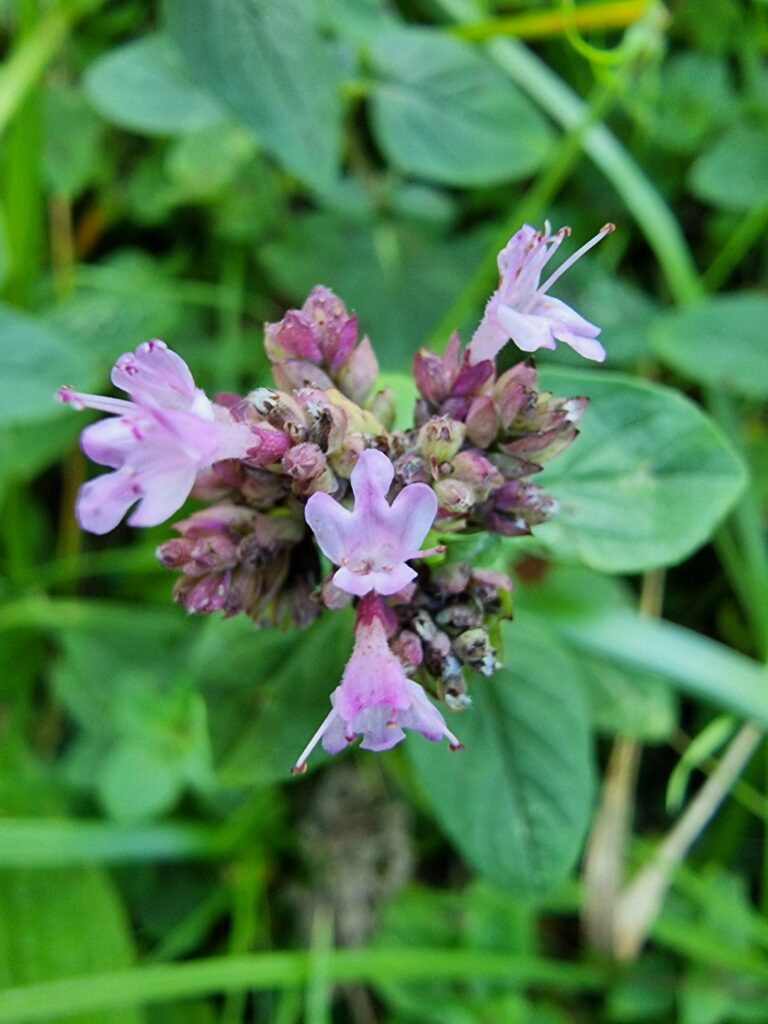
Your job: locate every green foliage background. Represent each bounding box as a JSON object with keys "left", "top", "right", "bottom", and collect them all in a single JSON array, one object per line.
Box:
[{"left": 1, "top": 0, "right": 768, "bottom": 1021}]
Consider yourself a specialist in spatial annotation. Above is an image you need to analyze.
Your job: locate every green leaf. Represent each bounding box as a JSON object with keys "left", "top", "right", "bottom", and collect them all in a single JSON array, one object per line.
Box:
[
  {"left": 0, "top": 304, "right": 92, "bottom": 427},
  {"left": 408, "top": 617, "right": 594, "bottom": 896},
  {"left": 369, "top": 28, "right": 553, "bottom": 187},
  {"left": 651, "top": 293, "right": 768, "bottom": 399},
  {"left": 84, "top": 34, "right": 226, "bottom": 136},
  {"left": 513, "top": 565, "right": 676, "bottom": 742},
  {"left": 534, "top": 368, "right": 746, "bottom": 573},
  {"left": 652, "top": 52, "right": 734, "bottom": 155},
  {"left": 558, "top": 609, "right": 768, "bottom": 726},
  {"left": 0, "top": 867, "right": 142, "bottom": 1024},
  {"left": 688, "top": 121, "right": 768, "bottom": 211},
  {"left": 164, "top": 0, "right": 342, "bottom": 189}
]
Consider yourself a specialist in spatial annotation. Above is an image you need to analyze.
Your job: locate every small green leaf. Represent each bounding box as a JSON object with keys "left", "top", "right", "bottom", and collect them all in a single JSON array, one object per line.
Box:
[
  {"left": 370, "top": 28, "right": 553, "bottom": 187},
  {"left": 44, "top": 84, "right": 104, "bottom": 197},
  {"left": 535, "top": 368, "right": 746, "bottom": 573},
  {"left": 84, "top": 34, "right": 227, "bottom": 136},
  {"left": 408, "top": 617, "right": 594, "bottom": 896},
  {"left": 688, "top": 121, "right": 768, "bottom": 211},
  {"left": 652, "top": 52, "right": 734, "bottom": 155},
  {"left": 164, "top": 0, "right": 342, "bottom": 189},
  {"left": 651, "top": 293, "right": 768, "bottom": 399},
  {"left": 0, "top": 305, "right": 92, "bottom": 427}
]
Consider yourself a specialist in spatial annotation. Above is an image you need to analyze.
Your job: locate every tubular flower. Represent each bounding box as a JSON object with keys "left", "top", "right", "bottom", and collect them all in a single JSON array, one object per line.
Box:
[
  {"left": 304, "top": 448, "right": 438, "bottom": 597},
  {"left": 292, "top": 593, "right": 462, "bottom": 773},
  {"left": 58, "top": 340, "right": 287, "bottom": 534},
  {"left": 468, "top": 222, "right": 614, "bottom": 365}
]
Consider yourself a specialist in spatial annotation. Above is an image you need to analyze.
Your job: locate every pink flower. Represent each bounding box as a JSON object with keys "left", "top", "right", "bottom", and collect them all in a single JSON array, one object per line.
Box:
[
  {"left": 304, "top": 448, "right": 438, "bottom": 597},
  {"left": 59, "top": 340, "right": 287, "bottom": 534},
  {"left": 467, "top": 222, "right": 614, "bottom": 365},
  {"left": 292, "top": 594, "right": 461, "bottom": 772}
]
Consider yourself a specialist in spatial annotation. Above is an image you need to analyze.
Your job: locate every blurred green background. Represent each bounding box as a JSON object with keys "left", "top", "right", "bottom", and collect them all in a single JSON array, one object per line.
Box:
[{"left": 2, "top": 0, "right": 768, "bottom": 1022}]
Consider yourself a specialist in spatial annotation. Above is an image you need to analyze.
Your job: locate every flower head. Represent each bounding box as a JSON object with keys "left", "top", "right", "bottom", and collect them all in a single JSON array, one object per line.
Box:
[
  {"left": 292, "top": 594, "right": 461, "bottom": 773},
  {"left": 468, "top": 222, "right": 614, "bottom": 365},
  {"left": 59, "top": 340, "right": 287, "bottom": 534},
  {"left": 305, "top": 448, "right": 438, "bottom": 597}
]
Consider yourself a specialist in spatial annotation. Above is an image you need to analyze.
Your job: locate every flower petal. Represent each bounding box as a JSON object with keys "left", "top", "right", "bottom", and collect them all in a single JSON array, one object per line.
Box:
[
  {"left": 497, "top": 305, "right": 557, "bottom": 353},
  {"left": 306, "top": 491, "right": 355, "bottom": 565},
  {"left": 350, "top": 448, "right": 394, "bottom": 511},
  {"left": 127, "top": 464, "right": 197, "bottom": 527},
  {"left": 76, "top": 470, "right": 140, "bottom": 535},
  {"left": 111, "top": 339, "right": 198, "bottom": 410},
  {"left": 387, "top": 482, "right": 438, "bottom": 554}
]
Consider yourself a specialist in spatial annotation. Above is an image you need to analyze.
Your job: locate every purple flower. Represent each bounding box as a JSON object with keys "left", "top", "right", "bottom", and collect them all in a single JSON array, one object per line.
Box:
[
  {"left": 467, "top": 222, "right": 614, "bottom": 365},
  {"left": 304, "top": 448, "right": 438, "bottom": 597},
  {"left": 59, "top": 340, "right": 286, "bottom": 534},
  {"left": 292, "top": 593, "right": 461, "bottom": 772}
]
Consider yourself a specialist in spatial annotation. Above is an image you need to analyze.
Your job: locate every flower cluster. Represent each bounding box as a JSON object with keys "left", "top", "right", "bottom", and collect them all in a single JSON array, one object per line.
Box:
[{"left": 59, "top": 222, "right": 610, "bottom": 771}]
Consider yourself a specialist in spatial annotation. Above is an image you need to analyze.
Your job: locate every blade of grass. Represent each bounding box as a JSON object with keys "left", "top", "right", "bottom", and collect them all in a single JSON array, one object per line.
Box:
[
  {"left": 0, "top": 950, "right": 609, "bottom": 1023},
  {"left": 0, "top": 818, "right": 224, "bottom": 867}
]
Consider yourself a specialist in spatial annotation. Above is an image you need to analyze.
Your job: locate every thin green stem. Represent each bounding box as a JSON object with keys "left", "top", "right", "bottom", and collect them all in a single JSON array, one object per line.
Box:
[
  {"left": 702, "top": 197, "right": 768, "bottom": 293},
  {"left": 436, "top": 0, "right": 702, "bottom": 308},
  {"left": 0, "top": 950, "right": 609, "bottom": 1023}
]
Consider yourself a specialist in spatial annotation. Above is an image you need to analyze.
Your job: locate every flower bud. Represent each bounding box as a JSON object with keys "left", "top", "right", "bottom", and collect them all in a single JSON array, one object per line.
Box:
[
  {"left": 271, "top": 360, "right": 334, "bottom": 394},
  {"left": 452, "top": 450, "right": 503, "bottom": 501},
  {"left": 418, "top": 416, "right": 465, "bottom": 468},
  {"left": 493, "top": 362, "right": 537, "bottom": 429},
  {"left": 302, "top": 286, "right": 358, "bottom": 371},
  {"left": 367, "top": 387, "right": 396, "bottom": 432},
  {"left": 156, "top": 538, "right": 194, "bottom": 569},
  {"left": 175, "top": 572, "right": 230, "bottom": 614},
  {"left": 431, "top": 562, "right": 471, "bottom": 596},
  {"left": 264, "top": 310, "right": 322, "bottom": 363},
  {"left": 434, "top": 478, "right": 475, "bottom": 516},
  {"left": 465, "top": 395, "right": 498, "bottom": 449},
  {"left": 391, "top": 629, "right": 423, "bottom": 672},
  {"left": 453, "top": 627, "right": 497, "bottom": 676},
  {"left": 337, "top": 336, "right": 378, "bottom": 404}
]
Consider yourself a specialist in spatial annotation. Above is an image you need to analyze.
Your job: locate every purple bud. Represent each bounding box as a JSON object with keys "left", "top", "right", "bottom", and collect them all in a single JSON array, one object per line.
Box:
[
  {"left": 337, "top": 335, "right": 378, "bottom": 404},
  {"left": 177, "top": 572, "right": 230, "bottom": 614},
  {"left": 494, "top": 362, "right": 538, "bottom": 428},
  {"left": 391, "top": 629, "right": 424, "bottom": 672},
  {"left": 451, "top": 351, "right": 494, "bottom": 397},
  {"left": 282, "top": 442, "right": 333, "bottom": 495},
  {"left": 302, "top": 286, "right": 358, "bottom": 371},
  {"left": 272, "top": 360, "right": 334, "bottom": 394},
  {"left": 465, "top": 395, "right": 498, "bottom": 448},
  {"left": 156, "top": 538, "right": 194, "bottom": 569},
  {"left": 431, "top": 562, "right": 471, "bottom": 596},
  {"left": 244, "top": 425, "right": 291, "bottom": 466},
  {"left": 452, "top": 450, "right": 503, "bottom": 500},
  {"left": 471, "top": 568, "right": 513, "bottom": 603},
  {"left": 413, "top": 348, "right": 452, "bottom": 405},
  {"left": 394, "top": 452, "right": 429, "bottom": 486},
  {"left": 189, "top": 534, "right": 239, "bottom": 573},
  {"left": 264, "top": 310, "right": 322, "bottom": 363}
]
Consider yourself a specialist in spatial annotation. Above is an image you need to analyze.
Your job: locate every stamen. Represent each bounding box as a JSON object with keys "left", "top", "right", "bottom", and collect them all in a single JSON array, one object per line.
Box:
[
  {"left": 292, "top": 707, "right": 338, "bottom": 774},
  {"left": 536, "top": 223, "right": 615, "bottom": 296},
  {"left": 57, "top": 387, "right": 134, "bottom": 416}
]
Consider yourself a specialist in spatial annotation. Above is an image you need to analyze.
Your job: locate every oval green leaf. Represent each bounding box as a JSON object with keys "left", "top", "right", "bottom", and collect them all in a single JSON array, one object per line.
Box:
[
  {"left": 370, "top": 28, "right": 553, "bottom": 186},
  {"left": 534, "top": 368, "right": 746, "bottom": 573},
  {"left": 84, "top": 34, "right": 226, "bottom": 136},
  {"left": 164, "top": 0, "right": 342, "bottom": 189},
  {"left": 408, "top": 617, "right": 594, "bottom": 896},
  {"left": 651, "top": 293, "right": 768, "bottom": 399}
]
